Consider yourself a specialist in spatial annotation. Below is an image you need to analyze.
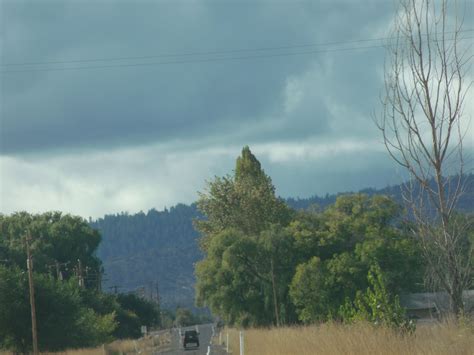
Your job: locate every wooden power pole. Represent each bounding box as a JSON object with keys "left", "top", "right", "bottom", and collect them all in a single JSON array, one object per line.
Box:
[
  {"left": 270, "top": 259, "right": 280, "bottom": 327},
  {"left": 77, "top": 259, "right": 84, "bottom": 288},
  {"left": 26, "top": 235, "right": 39, "bottom": 355}
]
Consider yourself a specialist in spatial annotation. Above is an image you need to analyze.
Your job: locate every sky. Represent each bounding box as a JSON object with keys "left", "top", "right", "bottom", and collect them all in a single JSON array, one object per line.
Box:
[{"left": 1, "top": 0, "right": 473, "bottom": 219}]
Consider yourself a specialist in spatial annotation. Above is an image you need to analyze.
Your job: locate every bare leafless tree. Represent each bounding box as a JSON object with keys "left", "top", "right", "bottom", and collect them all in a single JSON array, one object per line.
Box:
[{"left": 376, "top": 0, "right": 473, "bottom": 315}]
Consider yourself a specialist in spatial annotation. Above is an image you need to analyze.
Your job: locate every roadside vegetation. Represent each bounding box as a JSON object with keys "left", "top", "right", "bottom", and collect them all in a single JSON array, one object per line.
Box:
[
  {"left": 35, "top": 332, "right": 172, "bottom": 355},
  {"left": 195, "top": 147, "right": 443, "bottom": 328},
  {"left": 224, "top": 321, "right": 474, "bottom": 355},
  {"left": 0, "top": 212, "right": 161, "bottom": 352},
  {"left": 194, "top": 0, "right": 474, "bottom": 340}
]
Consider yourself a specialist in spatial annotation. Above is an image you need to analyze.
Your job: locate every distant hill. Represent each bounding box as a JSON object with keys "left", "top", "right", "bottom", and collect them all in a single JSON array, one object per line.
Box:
[
  {"left": 92, "top": 175, "right": 473, "bottom": 309},
  {"left": 91, "top": 204, "right": 202, "bottom": 309},
  {"left": 286, "top": 174, "right": 474, "bottom": 212}
]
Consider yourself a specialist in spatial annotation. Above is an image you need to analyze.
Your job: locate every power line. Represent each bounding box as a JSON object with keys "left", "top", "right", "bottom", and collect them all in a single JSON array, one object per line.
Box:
[
  {"left": 103, "top": 244, "right": 197, "bottom": 265},
  {"left": 0, "top": 44, "right": 386, "bottom": 73},
  {"left": 1, "top": 33, "right": 472, "bottom": 74},
  {"left": 3, "top": 29, "right": 473, "bottom": 67}
]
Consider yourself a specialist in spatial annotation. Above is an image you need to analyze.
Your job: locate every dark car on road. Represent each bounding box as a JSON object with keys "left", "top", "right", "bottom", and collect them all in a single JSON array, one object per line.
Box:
[{"left": 183, "top": 330, "right": 200, "bottom": 349}]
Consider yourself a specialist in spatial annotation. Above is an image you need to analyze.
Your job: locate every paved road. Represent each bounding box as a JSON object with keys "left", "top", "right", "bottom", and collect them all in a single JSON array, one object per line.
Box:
[{"left": 155, "top": 323, "right": 225, "bottom": 355}]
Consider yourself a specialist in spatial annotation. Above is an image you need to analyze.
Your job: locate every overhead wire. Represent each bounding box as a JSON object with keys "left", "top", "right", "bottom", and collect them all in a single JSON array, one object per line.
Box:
[
  {"left": 1, "top": 30, "right": 472, "bottom": 74},
  {"left": 2, "top": 29, "right": 473, "bottom": 67}
]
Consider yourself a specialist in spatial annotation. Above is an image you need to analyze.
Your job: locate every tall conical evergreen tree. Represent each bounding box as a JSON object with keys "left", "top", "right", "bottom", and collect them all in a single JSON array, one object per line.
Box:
[
  {"left": 195, "top": 146, "right": 292, "bottom": 248},
  {"left": 235, "top": 146, "right": 266, "bottom": 183},
  {"left": 195, "top": 147, "right": 295, "bottom": 326}
]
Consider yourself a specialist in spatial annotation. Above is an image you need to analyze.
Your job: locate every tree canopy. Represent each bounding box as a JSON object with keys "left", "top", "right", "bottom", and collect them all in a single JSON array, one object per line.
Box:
[
  {"left": 195, "top": 147, "right": 425, "bottom": 326},
  {"left": 0, "top": 211, "right": 102, "bottom": 287},
  {"left": 289, "top": 195, "right": 424, "bottom": 323},
  {"left": 0, "top": 212, "right": 161, "bottom": 352},
  {"left": 195, "top": 146, "right": 293, "bottom": 248}
]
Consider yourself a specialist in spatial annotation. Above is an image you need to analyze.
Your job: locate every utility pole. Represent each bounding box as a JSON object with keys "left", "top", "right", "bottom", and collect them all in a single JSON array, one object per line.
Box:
[
  {"left": 136, "top": 286, "right": 145, "bottom": 298},
  {"left": 155, "top": 281, "right": 161, "bottom": 326},
  {"left": 155, "top": 281, "right": 161, "bottom": 306},
  {"left": 270, "top": 259, "right": 280, "bottom": 327},
  {"left": 26, "top": 234, "right": 39, "bottom": 355},
  {"left": 55, "top": 261, "right": 63, "bottom": 280},
  {"left": 97, "top": 270, "right": 102, "bottom": 292},
  {"left": 77, "top": 259, "right": 84, "bottom": 288},
  {"left": 110, "top": 285, "right": 120, "bottom": 294}
]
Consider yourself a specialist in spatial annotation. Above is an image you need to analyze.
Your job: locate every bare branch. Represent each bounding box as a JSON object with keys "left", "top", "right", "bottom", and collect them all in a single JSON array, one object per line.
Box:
[{"left": 376, "top": 0, "right": 472, "bottom": 316}]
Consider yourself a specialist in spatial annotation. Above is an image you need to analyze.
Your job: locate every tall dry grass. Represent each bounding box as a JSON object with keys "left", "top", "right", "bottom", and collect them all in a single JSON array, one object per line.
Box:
[
  {"left": 3, "top": 331, "right": 173, "bottom": 355},
  {"left": 225, "top": 321, "right": 474, "bottom": 355},
  {"left": 42, "top": 347, "right": 105, "bottom": 355}
]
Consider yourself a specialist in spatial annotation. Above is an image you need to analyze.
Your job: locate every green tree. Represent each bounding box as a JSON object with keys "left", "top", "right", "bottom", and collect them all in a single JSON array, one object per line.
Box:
[
  {"left": 117, "top": 294, "right": 161, "bottom": 330},
  {"left": 195, "top": 146, "right": 293, "bottom": 249},
  {"left": 196, "top": 226, "right": 298, "bottom": 326},
  {"left": 195, "top": 229, "right": 266, "bottom": 326},
  {"left": 195, "top": 149, "right": 426, "bottom": 327},
  {"left": 289, "top": 257, "right": 331, "bottom": 323},
  {"left": 0, "top": 212, "right": 102, "bottom": 287},
  {"left": 160, "top": 309, "right": 175, "bottom": 329},
  {"left": 259, "top": 225, "right": 298, "bottom": 325},
  {"left": 0, "top": 266, "right": 115, "bottom": 352},
  {"left": 175, "top": 308, "right": 196, "bottom": 327},
  {"left": 289, "top": 195, "right": 424, "bottom": 322},
  {"left": 339, "top": 264, "right": 414, "bottom": 333},
  {"left": 78, "top": 289, "right": 158, "bottom": 340},
  {"left": 195, "top": 147, "right": 296, "bottom": 326},
  {"left": 0, "top": 211, "right": 164, "bottom": 349}
]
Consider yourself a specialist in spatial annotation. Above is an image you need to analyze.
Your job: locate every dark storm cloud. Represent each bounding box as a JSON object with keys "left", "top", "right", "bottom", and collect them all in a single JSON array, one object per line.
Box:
[
  {"left": 1, "top": 0, "right": 394, "bottom": 155},
  {"left": 1, "top": 0, "right": 472, "bottom": 218}
]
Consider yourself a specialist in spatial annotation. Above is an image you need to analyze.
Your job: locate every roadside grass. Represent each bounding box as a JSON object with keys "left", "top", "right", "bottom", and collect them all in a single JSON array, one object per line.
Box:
[
  {"left": 42, "top": 347, "right": 105, "bottom": 355},
  {"left": 224, "top": 320, "right": 474, "bottom": 355},
  {"left": 11, "top": 331, "right": 173, "bottom": 355}
]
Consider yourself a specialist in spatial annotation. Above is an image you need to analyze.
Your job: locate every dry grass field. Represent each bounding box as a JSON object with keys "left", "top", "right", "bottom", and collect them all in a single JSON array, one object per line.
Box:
[
  {"left": 5, "top": 331, "right": 173, "bottom": 355},
  {"left": 222, "top": 321, "right": 474, "bottom": 355},
  {"left": 2, "top": 321, "right": 472, "bottom": 354}
]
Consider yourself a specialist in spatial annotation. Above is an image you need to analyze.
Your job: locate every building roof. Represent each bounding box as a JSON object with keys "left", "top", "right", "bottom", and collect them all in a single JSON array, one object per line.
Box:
[{"left": 400, "top": 290, "right": 474, "bottom": 314}]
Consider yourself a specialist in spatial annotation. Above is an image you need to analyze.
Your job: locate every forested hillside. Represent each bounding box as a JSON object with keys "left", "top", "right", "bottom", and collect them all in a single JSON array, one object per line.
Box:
[
  {"left": 91, "top": 204, "right": 202, "bottom": 309},
  {"left": 287, "top": 174, "right": 474, "bottom": 211},
  {"left": 93, "top": 175, "right": 473, "bottom": 309}
]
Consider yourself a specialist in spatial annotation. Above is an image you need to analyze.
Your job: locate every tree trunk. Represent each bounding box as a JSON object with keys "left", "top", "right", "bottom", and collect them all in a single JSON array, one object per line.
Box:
[{"left": 270, "top": 259, "right": 280, "bottom": 327}]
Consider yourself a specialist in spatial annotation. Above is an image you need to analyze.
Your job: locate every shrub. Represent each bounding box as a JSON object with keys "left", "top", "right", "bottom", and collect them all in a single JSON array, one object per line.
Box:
[{"left": 339, "top": 264, "right": 415, "bottom": 333}]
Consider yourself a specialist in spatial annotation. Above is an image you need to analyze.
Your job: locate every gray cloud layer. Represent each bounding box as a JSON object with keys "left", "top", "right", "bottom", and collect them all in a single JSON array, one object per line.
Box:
[
  {"left": 1, "top": 0, "right": 472, "bottom": 217},
  {"left": 1, "top": 0, "right": 393, "bottom": 154}
]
